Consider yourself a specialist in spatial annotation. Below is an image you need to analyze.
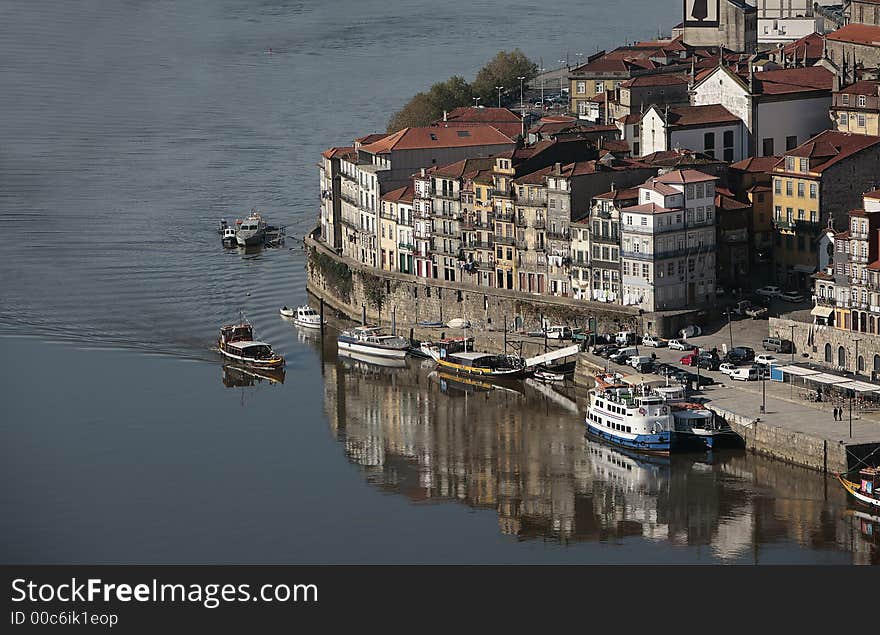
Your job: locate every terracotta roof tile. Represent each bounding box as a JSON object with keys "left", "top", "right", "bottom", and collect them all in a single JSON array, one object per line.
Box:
[
  {"left": 654, "top": 169, "right": 718, "bottom": 184},
  {"left": 622, "top": 202, "right": 674, "bottom": 214},
  {"left": 775, "top": 131, "right": 880, "bottom": 173},
  {"left": 838, "top": 80, "right": 880, "bottom": 95},
  {"left": 730, "top": 156, "right": 781, "bottom": 173},
  {"left": 360, "top": 125, "right": 515, "bottom": 154},
  {"left": 826, "top": 23, "right": 880, "bottom": 47},
  {"left": 381, "top": 184, "right": 414, "bottom": 204},
  {"left": 659, "top": 104, "right": 741, "bottom": 127}
]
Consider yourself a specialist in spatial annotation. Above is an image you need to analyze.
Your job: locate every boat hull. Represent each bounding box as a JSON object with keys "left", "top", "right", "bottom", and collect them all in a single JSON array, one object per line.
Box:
[
  {"left": 839, "top": 475, "right": 880, "bottom": 508},
  {"left": 585, "top": 421, "right": 674, "bottom": 455},
  {"left": 294, "top": 318, "right": 322, "bottom": 330},
  {"left": 236, "top": 232, "right": 264, "bottom": 246},
  {"left": 337, "top": 338, "right": 408, "bottom": 358},
  {"left": 436, "top": 357, "right": 531, "bottom": 380},
  {"left": 218, "top": 346, "right": 285, "bottom": 369}
]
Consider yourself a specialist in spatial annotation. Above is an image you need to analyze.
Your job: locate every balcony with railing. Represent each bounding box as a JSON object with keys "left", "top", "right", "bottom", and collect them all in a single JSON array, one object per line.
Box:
[
  {"left": 398, "top": 242, "right": 415, "bottom": 251},
  {"left": 547, "top": 229, "right": 570, "bottom": 241},
  {"left": 494, "top": 234, "right": 516, "bottom": 246},
  {"left": 814, "top": 296, "right": 836, "bottom": 307},
  {"left": 534, "top": 218, "right": 546, "bottom": 230},
  {"left": 515, "top": 215, "right": 528, "bottom": 228},
  {"left": 772, "top": 219, "right": 821, "bottom": 233},
  {"left": 475, "top": 258, "right": 496, "bottom": 271}
]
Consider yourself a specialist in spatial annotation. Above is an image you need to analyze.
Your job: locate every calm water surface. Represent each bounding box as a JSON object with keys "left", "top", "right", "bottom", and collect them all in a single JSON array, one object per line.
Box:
[{"left": 0, "top": 1, "right": 876, "bottom": 563}]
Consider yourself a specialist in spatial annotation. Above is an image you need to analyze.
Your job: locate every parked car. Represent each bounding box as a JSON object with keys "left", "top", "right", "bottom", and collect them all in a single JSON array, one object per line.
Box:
[
  {"left": 762, "top": 337, "right": 792, "bottom": 353},
  {"left": 779, "top": 291, "right": 805, "bottom": 303},
  {"left": 755, "top": 286, "right": 782, "bottom": 298},
  {"left": 642, "top": 335, "right": 667, "bottom": 347},
  {"left": 730, "top": 367, "right": 760, "bottom": 381},
  {"left": 668, "top": 339, "right": 694, "bottom": 351},
  {"left": 725, "top": 346, "right": 755, "bottom": 364},
  {"left": 680, "top": 353, "right": 698, "bottom": 366},
  {"left": 731, "top": 300, "right": 768, "bottom": 319},
  {"left": 615, "top": 331, "right": 637, "bottom": 345},
  {"left": 719, "top": 363, "right": 737, "bottom": 376},
  {"left": 754, "top": 354, "right": 778, "bottom": 366},
  {"left": 629, "top": 355, "right": 654, "bottom": 371},
  {"left": 597, "top": 345, "right": 619, "bottom": 358},
  {"left": 610, "top": 346, "right": 639, "bottom": 364},
  {"left": 697, "top": 357, "right": 721, "bottom": 371}
]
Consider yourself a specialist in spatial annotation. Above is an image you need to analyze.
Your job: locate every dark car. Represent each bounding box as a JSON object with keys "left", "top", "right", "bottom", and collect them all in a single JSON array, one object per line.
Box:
[
  {"left": 696, "top": 357, "right": 721, "bottom": 371},
  {"left": 680, "top": 371, "right": 715, "bottom": 386},
  {"left": 725, "top": 346, "right": 755, "bottom": 364}
]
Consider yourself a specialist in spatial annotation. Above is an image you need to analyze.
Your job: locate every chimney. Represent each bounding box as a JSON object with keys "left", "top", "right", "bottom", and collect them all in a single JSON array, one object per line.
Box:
[
  {"left": 443, "top": 110, "right": 448, "bottom": 122},
  {"left": 554, "top": 162, "right": 561, "bottom": 174},
  {"left": 421, "top": 167, "right": 426, "bottom": 177}
]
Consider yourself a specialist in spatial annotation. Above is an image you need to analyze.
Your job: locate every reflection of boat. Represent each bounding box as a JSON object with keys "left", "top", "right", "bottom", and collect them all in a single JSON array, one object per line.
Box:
[
  {"left": 222, "top": 364, "right": 285, "bottom": 387},
  {"left": 839, "top": 467, "right": 880, "bottom": 508},
  {"left": 218, "top": 316, "right": 284, "bottom": 369},
  {"left": 338, "top": 325, "right": 409, "bottom": 358},
  {"left": 846, "top": 508, "right": 880, "bottom": 546},
  {"left": 338, "top": 349, "right": 407, "bottom": 368},
  {"left": 432, "top": 350, "right": 532, "bottom": 380},
  {"left": 430, "top": 370, "right": 523, "bottom": 394},
  {"left": 236, "top": 210, "right": 268, "bottom": 246}
]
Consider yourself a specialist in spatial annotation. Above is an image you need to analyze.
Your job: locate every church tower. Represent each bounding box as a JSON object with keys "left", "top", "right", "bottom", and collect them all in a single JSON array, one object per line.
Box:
[{"left": 682, "top": 0, "right": 757, "bottom": 53}]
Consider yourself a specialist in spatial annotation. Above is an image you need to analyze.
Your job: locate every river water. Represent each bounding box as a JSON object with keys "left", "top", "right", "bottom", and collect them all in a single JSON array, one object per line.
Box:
[{"left": 0, "top": 1, "right": 876, "bottom": 564}]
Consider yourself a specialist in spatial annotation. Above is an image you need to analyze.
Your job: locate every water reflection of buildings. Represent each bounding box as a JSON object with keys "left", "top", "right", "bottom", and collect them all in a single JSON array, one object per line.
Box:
[{"left": 318, "top": 345, "right": 878, "bottom": 562}]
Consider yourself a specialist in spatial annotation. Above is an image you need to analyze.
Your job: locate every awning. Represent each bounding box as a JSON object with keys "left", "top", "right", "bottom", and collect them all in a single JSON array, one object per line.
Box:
[
  {"left": 780, "top": 365, "right": 821, "bottom": 377},
  {"left": 810, "top": 305, "right": 834, "bottom": 318},
  {"left": 836, "top": 380, "right": 880, "bottom": 393},
  {"left": 808, "top": 373, "right": 851, "bottom": 385}
]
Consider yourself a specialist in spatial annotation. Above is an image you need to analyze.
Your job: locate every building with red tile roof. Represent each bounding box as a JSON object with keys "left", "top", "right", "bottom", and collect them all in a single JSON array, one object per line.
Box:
[
  {"left": 640, "top": 104, "right": 748, "bottom": 162},
  {"left": 825, "top": 23, "right": 880, "bottom": 71}
]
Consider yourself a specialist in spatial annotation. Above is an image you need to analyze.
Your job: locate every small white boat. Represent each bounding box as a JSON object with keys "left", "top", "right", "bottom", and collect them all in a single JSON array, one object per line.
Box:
[
  {"left": 534, "top": 369, "right": 565, "bottom": 382},
  {"left": 337, "top": 325, "right": 409, "bottom": 358},
  {"left": 222, "top": 226, "right": 238, "bottom": 246},
  {"left": 280, "top": 306, "right": 295, "bottom": 318},
  {"left": 447, "top": 318, "right": 471, "bottom": 329},
  {"left": 293, "top": 305, "right": 323, "bottom": 329}
]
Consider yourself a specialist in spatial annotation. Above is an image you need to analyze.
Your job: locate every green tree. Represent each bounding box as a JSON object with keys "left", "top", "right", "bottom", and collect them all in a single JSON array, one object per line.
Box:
[
  {"left": 387, "top": 76, "right": 473, "bottom": 132},
  {"left": 472, "top": 49, "right": 538, "bottom": 105}
]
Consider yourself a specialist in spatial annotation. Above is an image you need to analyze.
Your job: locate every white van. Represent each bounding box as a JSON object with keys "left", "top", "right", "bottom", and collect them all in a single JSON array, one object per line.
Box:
[
  {"left": 730, "top": 367, "right": 759, "bottom": 381},
  {"left": 628, "top": 355, "right": 654, "bottom": 370},
  {"left": 616, "top": 331, "right": 636, "bottom": 345},
  {"left": 610, "top": 346, "right": 639, "bottom": 364}
]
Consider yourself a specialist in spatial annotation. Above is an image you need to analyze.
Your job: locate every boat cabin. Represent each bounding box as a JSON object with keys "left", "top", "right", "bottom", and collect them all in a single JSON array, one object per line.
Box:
[
  {"left": 220, "top": 323, "right": 254, "bottom": 344},
  {"left": 226, "top": 341, "right": 276, "bottom": 360},
  {"left": 445, "top": 351, "right": 521, "bottom": 370},
  {"left": 860, "top": 467, "right": 879, "bottom": 498}
]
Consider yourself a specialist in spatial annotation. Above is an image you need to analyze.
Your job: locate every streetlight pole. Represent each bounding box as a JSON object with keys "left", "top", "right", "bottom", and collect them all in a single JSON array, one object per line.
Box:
[
  {"left": 517, "top": 76, "right": 526, "bottom": 139},
  {"left": 849, "top": 388, "right": 853, "bottom": 439},
  {"left": 558, "top": 59, "right": 566, "bottom": 96},
  {"left": 538, "top": 70, "right": 545, "bottom": 106},
  {"left": 790, "top": 324, "right": 795, "bottom": 364},
  {"left": 727, "top": 309, "right": 734, "bottom": 351},
  {"left": 495, "top": 86, "right": 504, "bottom": 108}
]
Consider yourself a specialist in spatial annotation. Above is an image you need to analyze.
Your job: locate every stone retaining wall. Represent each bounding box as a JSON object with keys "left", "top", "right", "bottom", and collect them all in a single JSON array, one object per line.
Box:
[{"left": 305, "top": 234, "right": 703, "bottom": 338}]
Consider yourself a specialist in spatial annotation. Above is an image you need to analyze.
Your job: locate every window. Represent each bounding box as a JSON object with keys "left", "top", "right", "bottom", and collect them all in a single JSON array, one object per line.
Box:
[
  {"left": 642, "top": 264, "right": 649, "bottom": 278},
  {"left": 786, "top": 136, "right": 798, "bottom": 151},
  {"left": 762, "top": 138, "right": 774, "bottom": 156},
  {"left": 723, "top": 130, "right": 734, "bottom": 162},
  {"left": 774, "top": 205, "right": 782, "bottom": 220},
  {"left": 786, "top": 157, "right": 795, "bottom": 171},
  {"left": 858, "top": 114, "right": 866, "bottom": 128},
  {"left": 842, "top": 94, "right": 850, "bottom": 106},
  {"left": 799, "top": 158, "right": 808, "bottom": 172},
  {"left": 810, "top": 183, "right": 817, "bottom": 199},
  {"left": 577, "top": 81, "right": 585, "bottom": 94},
  {"left": 858, "top": 95, "right": 867, "bottom": 108},
  {"left": 797, "top": 182, "right": 804, "bottom": 197},
  {"left": 596, "top": 82, "right": 604, "bottom": 93},
  {"left": 774, "top": 179, "right": 781, "bottom": 194},
  {"left": 786, "top": 181, "right": 793, "bottom": 196},
  {"left": 703, "top": 132, "right": 715, "bottom": 157},
  {"left": 840, "top": 112, "right": 849, "bottom": 125}
]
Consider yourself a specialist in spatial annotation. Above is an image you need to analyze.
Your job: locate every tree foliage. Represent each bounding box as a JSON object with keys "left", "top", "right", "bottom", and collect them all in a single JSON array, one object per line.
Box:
[
  {"left": 472, "top": 49, "right": 539, "bottom": 104},
  {"left": 387, "top": 50, "right": 537, "bottom": 133}
]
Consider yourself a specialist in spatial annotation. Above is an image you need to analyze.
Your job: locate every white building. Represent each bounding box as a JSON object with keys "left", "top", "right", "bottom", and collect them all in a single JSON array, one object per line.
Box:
[
  {"left": 746, "top": 0, "right": 824, "bottom": 43},
  {"left": 639, "top": 104, "right": 748, "bottom": 162},
  {"left": 691, "top": 64, "right": 834, "bottom": 157},
  {"left": 620, "top": 170, "right": 718, "bottom": 311}
]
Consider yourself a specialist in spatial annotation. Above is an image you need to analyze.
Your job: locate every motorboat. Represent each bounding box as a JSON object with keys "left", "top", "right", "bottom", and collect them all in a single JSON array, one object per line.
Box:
[
  {"left": 218, "top": 316, "right": 284, "bottom": 369},
  {"left": 279, "top": 306, "right": 295, "bottom": 318},
  {"left": 292, "top": 305, "right": 323, "bottom": 329},
  {"left": 337, "top": 325, "right": 409, "bottom": 359},
  {"left": 410, "top": 336, "right": 473, "bottom": 359},
  {"left": 446, "top": 318, "right": 471, "bottom": 329},
  {"left": 534, "top": 368, "right": 565, "bottom": 382},
  {"left": 221, "top": 226, "right": 238, "bottom": 246},
  {"left": 236, "top": 210, "right": 268, "bottom": 247}
]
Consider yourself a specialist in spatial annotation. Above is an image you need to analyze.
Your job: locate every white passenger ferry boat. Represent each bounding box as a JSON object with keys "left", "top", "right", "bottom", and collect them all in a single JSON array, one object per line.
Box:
[{"left": 585, "top": 375, "right": 677, "bottom": 455}]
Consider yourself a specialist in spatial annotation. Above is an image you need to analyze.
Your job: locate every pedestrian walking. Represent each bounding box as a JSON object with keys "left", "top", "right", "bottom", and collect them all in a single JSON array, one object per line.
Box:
[{"left": 832, "top": 407, "right": 838, "bottom": 421}]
